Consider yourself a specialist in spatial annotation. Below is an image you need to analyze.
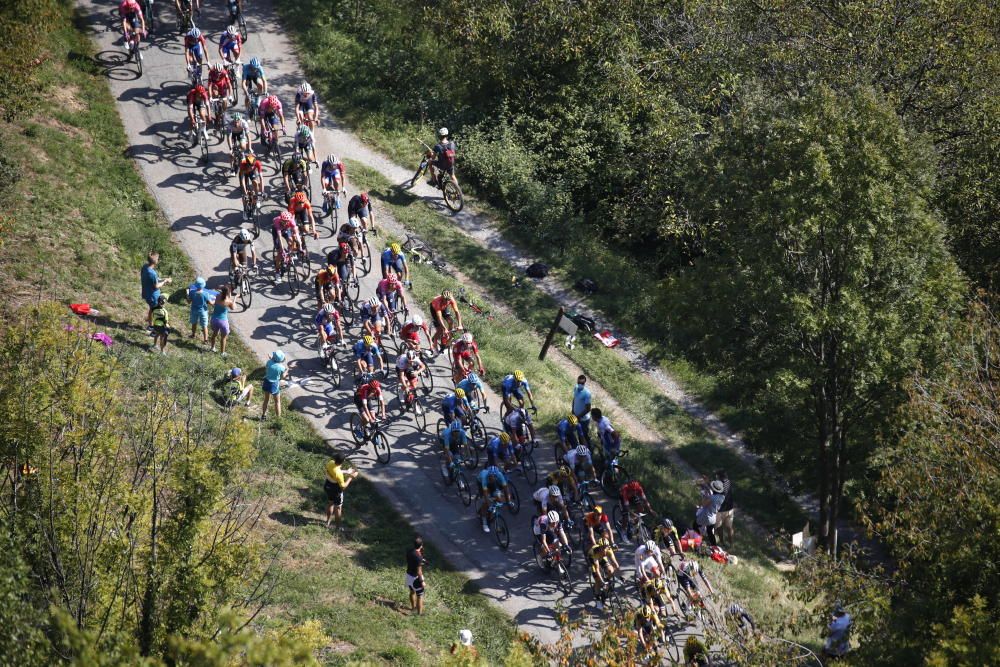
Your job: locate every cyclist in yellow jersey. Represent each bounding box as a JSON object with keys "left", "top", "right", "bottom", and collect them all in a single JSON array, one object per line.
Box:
[
  {"left": 641, "top": 571, "right": 680, "bottom": 617},
  {"left": 635, "top": 602, "right": 663, "bottom": 652},
  {"left": 545, "top": 464, "right": 579, "bottom": 504},
  {"left": 588, "top": 537, "right": 619, "bottom": 599},
  {"left": 655, "top": 516, "right": 683, "bottom": 557}
]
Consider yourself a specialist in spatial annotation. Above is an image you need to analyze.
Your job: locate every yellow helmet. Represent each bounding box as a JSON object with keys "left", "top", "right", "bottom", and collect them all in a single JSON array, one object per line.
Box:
[
  {"left": 390, "top": 243, "right": 401, "bottom": 254},
  {"left": 513, "top": 369, "right": 525, "bottom": 382},
  {"left": 454, "top": 388, "right": 466, "bottom": 398},
  {"left": 593, "top": 504, "right": 603, "bottom": 514},
  {"left": 499, "top": 432, "right": 511, "bottom": 445},
  {"left": 363, "top": 335, "right": 374, "bottom": 347},
  {"left": 568, "top": 414, "right": 579, "bottom": 426}
]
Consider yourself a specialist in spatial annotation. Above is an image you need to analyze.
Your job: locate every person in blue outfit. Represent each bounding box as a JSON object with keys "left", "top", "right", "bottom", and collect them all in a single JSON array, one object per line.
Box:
[
  {"left": 261, "top": 350, "right": 288, "bottom": 420},
  {"left": 141, "top": 251, "right": 172, "bottom": 325}
]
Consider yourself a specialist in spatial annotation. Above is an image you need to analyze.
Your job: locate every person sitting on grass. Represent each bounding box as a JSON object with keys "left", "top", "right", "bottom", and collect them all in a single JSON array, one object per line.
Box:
[{"left": 225, "top": 367, "right": 253, "bottom": 407}]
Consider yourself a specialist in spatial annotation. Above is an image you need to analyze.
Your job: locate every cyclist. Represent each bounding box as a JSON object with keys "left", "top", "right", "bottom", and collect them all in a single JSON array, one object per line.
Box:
[
  {"left": 727, "top": 603, "right": 757, "bottom": 636},
  {"left": 174, "top": 0, "right": 201, "bottom": 19},
  {"left": 476, "top": 465, "right": 511, "bottom": 533},
  {"left": 457, "top": 371, "right": 487, "bottom": 412},
  {"left": 376, "top": 272, "right": 408, "bottom": 315},
  {"left": 634, "top": 603, "right": 663, "bottom": 653},
  {"left": 227, "top": 112, "right": 251, "bottom": 156},
  {"left": 555, "top": 414, "right": 583, "bottom": 460},
  {"left": 282, "top": 152, "right": 310, "bottom": 198},
  {"left": 287, "top": 190, "right": 317, "bottom": 239},
  {"left": 501, "top": 370, "right": 536, "bottom": 414},
  {"left": 431, "top": 127, "right": 458, "bottom": 188},
  {"left": 183, "top": 27, "right": 210, "bottom": 72},
  {"left": 226, "top": 0, "right": 243, "bottom": 24},
  {"left": 620, "top": 478, "right": 653, "bottom": 516},
  {"left": 544, "top": 464, "right": 580, "bottom": 506},
  {"left": 314, "top": 264, "right": 341, "bottom": 306},
  {"left": 217, "top": 25, "right": 242, "bottom": 65},
  {"left": 241, "top": 57, "right": 267, "bottom": 104},
  {"left": 207, "top": 63, "right": 232, "bottom": 116},
  {"left": 119, "top": 0, "right": 145, "bottom": 47},
  {"left": 352, "top": 335, "right": 384, "bottom": 375},
  {"left": 270, "top": 211, "right": 300, "bottom": 277},
  {"left": 439, "top": 419, "right": 469, "bottom": 469},
  {"left": 583, "top": 505, "right": 615, "bottom": 548},
  {"left": 451, "top": 332, "right": 484, "bottom": 381},
  {"left": 326, "top": 242, "right": 356, "bottom": 286},
  {"left": 185, "top": 82, "right": 212, "bottom": 145},
  {"left": 676, "top": 558, "right": 715, "bottom": 601},
  {"left": 634, "top": 540, "right": 667, "bottom": 582},
  {"left": 639, "top": 568, "right": 680, "bottom": 618},
  {"left": 533, "top": 511, "right": 568, "bottom": 561},
  {"left": 336, "top": 218, "right": 362, "bottom": 257},
  {"left": 228, "top": 227, "right": 256, "bottom": 275},
  {"left": 564, "top": 444, "right": 597, "bottom": 485},
  {"left": 429, "top": 289, "right": 463, "bottom": 353},
  {"left": 396, "top": 349, "right": 427, "bottom": 396},
  {"left": 592, "top": 408, "right": 622, "bottom": 463},
  {"left": 380, "top": 243, "right": 409, "bottom": 284},
  {"left": 532, "top": 484, "right": 569, "bottom": 524},
  {"left": 587, "top": 537, "right": 620, "bottom": 605},
  {"left": 353, "top": 376, "right": 385, "bottom": 427},
  {"left": 485, "top": 431, "right": 523, "bottom": 473},
  {"left": 294, "top": 124, "right": 317, "bottom": 165},
  {"left": 294, "top": 82, "right": 320, "bottom": 131},
  {"left": 440, "top": 388, "right": 470, "bottom": 424},
  {"left": 359, "top": 296, "right": 390, "bottom": 340},
  {"left": 257, "top": 93, "right": 285, "bottom": 144},
  {"left": 238, "top": 151, "right": 262, "bottom": 200},
  {"left": 347, "top": 192, "right": 376, "bottom": 233},
  {"left": 400, "top": 314, "right": 432, "bottom": 354},
  {"left": 502, "top": 406, "right": 538, "bottom": 447},
  {"left": 321, "top": 154, "right": 345, "bottom": 202},
  {"left": 655, "top": 517, "right": 682, "bottom": 557},
  {"left": 315, "top": 302, "right": 345, "bottom": 349}
]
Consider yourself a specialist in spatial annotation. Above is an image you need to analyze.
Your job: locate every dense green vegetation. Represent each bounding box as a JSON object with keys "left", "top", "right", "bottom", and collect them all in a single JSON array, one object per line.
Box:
[
  {"left": 0, "top": 3, "right": 516, "bottom": 664},
  {"left": 279, "top": 0, "right": 998, "bottom": 661}
]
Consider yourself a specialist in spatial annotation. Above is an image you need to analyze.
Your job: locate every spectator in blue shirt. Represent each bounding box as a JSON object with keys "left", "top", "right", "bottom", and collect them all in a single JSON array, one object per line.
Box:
[
  {"left": 141, "top": 252, "right": 172, "bottom": 325},
  {"left": 572, "top": 374, "right": 593, "bottom": 448}
]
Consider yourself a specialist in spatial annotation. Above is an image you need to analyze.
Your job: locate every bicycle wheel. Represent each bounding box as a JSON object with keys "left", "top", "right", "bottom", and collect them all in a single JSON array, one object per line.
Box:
[
  {"left": 199, "top": 128, "right": 209, "bottom": 162},
  {"left": 297, "top": 251, "right": 312, "bottom": 283},
  {"left": 238, "top": 273, "right": 252, "bottom": 309},
  {"left": 327, "top": 351, "right": 342, "bottom": 388},
  {"left": 412, "top": 397, "right": 428, "bottom": 431},
  {"left": 521, "top": 452, "right": 538, "bottom": 485},
  {"left": 556, "top": 561, "right": 573, "bottom": 594},
  {"left": 338, "top": 299, "right": 355, "bottom": 328},
  {"left": 461, "top": 438, "right": 478, "bottom": 469},
  {"left": 345, "top": 276, "right": 360, "bottom": 304},
  {"left": 611, "top": 505, "right": 629, "bottom": 543},
  {"left": 287, "top": 261, "right": 300, "bottom": 296},
  {"left": 358, "top": 235, "right": 371, "bottom": 275},
  {"left": 349, "top": 413, "right": 365, "bottom": 444},
  {"left": 507, "top": 482, "right": 520, "bottom": 515},
  {"left": 637, "top": 521, "right": 652, "bottom": 543},
  {"left": 436, "top": 418, "right": 447, "bottom": 439},
  {"left": 420, "top": 365, "right": 435, "bottom": 394},
  {"left": 469, "top": 416, "right": 487, "bottom": 450},
  {"left": 601, "top": 463, "right": 628, "bottom": 497},
  {"left": 373, "top": 431, "right": 390, "bottom": 464},
  {"left": 443, "top": 180, "right": 464, "bottom": 212},
  {"left": 438, "top": 454, "right": 453, "bottom": 486},
  {"left": 532, "top": 541, "right": 549, "bottom": 571},
  {"left": 456, "top": 471, "right": 472, "bottom": 507},
  {"left": 238, "top": 13, "right": 248, "bottom": 41},
  {"left": 492, "top": 514, "right": 509, "bottom": 550},
  {"left": 134, "top": 45, "right": 143, "bottom": 75}
]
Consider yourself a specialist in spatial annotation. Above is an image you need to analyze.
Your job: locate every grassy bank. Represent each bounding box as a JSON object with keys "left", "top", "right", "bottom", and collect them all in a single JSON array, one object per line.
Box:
[
  {"left": 0, "top": 6, "right": 514, "bottom": 665},
  {"left": 346, "top": 161, "right": 819, "bottom": 648}
]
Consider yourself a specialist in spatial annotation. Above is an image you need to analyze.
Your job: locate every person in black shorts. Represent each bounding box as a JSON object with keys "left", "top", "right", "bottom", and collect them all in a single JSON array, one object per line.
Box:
[
  {"left": 324, "top": 453, "right": 358, "bottom": 530},
  {"left": 406, "top": 535, "right": 428, "bottom": 615}
]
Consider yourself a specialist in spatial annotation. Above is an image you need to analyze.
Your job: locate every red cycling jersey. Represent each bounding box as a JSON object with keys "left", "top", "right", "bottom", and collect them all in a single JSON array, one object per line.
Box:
[
  {"left": 620, "top": 480, "right": 646, "bottom": 505},
  {"left": 119, "top": 0, "right": 141, "bottom": 18},
  {"left": 356, "top": 384, "right": 381, "bottom": 401},
  {"left": 400, "top": 322, "right": 423, "bottom": 343},
  {"left": 208, "top": 70, "right": 231, "bottom": 91},
  {"left": 452, "top": 340, "right": 478, "bottom": 360},
  {"left": 186, "top": 87, "right": 209, "bottom": 106}
]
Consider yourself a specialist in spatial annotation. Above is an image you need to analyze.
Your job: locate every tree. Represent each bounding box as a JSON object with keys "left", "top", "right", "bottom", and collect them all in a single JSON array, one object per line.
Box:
[{"left": 668, "top": 85, "right": 964, "bottom": 549}]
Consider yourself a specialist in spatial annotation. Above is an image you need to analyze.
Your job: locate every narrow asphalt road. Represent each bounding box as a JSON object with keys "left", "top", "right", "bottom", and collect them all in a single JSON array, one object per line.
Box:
[{"left": 76, "top": 0, "right": 716, "bottom": 656}]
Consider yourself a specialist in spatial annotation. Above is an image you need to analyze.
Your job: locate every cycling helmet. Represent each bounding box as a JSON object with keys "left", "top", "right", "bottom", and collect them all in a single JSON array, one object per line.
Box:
[
  {"left": 546, "top": 510, "right": 559, "bottom": 524},
  {"left": 338, "top": 242, "right": 350, "bottom": 252},
  {"left": 363, "top": 335, "right": 374, "bottom": 347},
  {"left": 292, "top": 191, "right": 307, "bottom": 203},
  {"left": 266, "top": 94, "right": 279, "bottom": 105},
  {"left": 454, "top": 388, "right": 466, "bottom": 398},
  {"left": 237, "top": 228, "right": 252, "bottom": 242},
  {"left": 405, "top": 349, "right": 418, "bottom": 361},
  {"left": 466, "top": 372, "right": 480, "bottom": 384},
  {"left": 412, "top": 314, "right": 423, "bottom": 327},
  {"left": 323, "top": 303, "right": 336, "bottom": 314},
  {"left": 575, "top": 444, "right": 589, "bottom": 458},
  {"left": 232, "top": 111, "right": 244, "bottom": 121},
  {"left": 441, "top": 290, "right": 453, "bottom": 300},
  {"left": 359, "top": 192, "right": 369, "bottom": 204},
  {"left": 270, "top": 350, "right": 285, "bottom": 362},
  {"left": 249, "top": 57, "right": 262, "bottom": 69},
  {"left": 597, "top": 536, "right": 610, "bottom": 548},
  {"left": 593, "top": 504, "right": 603, "bottom": 514},
  {"left": 368, "top": 379, "right": 381, "bottom": 392},
  {"left": 568, "top": 414, "right": 579, "bottom": 426},
  {"left": 390, "top": 243, "right": 401, "bottom": 254},
  {"left": 212, "top": 63, "right": 224, "bottom": 72},
  {"left": 386, "top": 273, "right": 400, "bottom": 286},
  {"left": 193, "top": 82, "right": 207, "bottom": 93},
  {"left": 450, "top": 419, "right": 463, "bottom": 431},
  {"left": 641, "top": 603, "right": 657, "bottom": 617},
  {"left": 499, "top": 432, "right": 511, "bottom": 445},
  {"left": 548, "top": 485, "right": 561, "bottom": 498},
  {"left": 187, "top": 27, "right": 201, "bottom": 39},
  {"left": 367, "top": 296, "right": 379, "bottom": 308},
  {"left": 487, "top": 465, "right": 501, "bottom": 477},
  {"left": 438, "top": 127, "right": 449, "bottom": 137},
  {"left": 645, "top": 540, "right": 657, "bottom": 553},
  {"left": 297, "top": 125, "right": 312, "bottom": 138},
  {"left": 226, "top": 25, "right": 238, "bottom": 36},
  {"left": 649, "top": 565, "right": 662, "bottom": 578},
  {"left": 513, "top": 369, "right": 525, "bottom": 382},
  {"left": 348, "top": 218, "right": 359, "bottom": 229},
  {"left": 326, "top": 154, "right": 338, "bottom": 164},
  {"left": 660, "top": 517, "right": 673, "bottom": 529},
  {"left": 279, "top": 210, "right": 293, "bottom": 223},
  {"left": 298, "top": 82, "right": 313, "bottom": 95},
  {"left": 244, "top": 153, "right": 256, "bottom": 163}
]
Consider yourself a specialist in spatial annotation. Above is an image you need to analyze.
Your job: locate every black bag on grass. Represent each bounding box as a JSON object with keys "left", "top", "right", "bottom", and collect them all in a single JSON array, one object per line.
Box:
[{"left": 526, "top": 262, "right": 550, "bottom": 278}]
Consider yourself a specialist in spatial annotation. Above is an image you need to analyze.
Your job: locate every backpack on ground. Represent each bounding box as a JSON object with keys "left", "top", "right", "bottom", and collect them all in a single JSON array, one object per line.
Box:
[
  {"left": 574, "top": 277, "right": 598, "bottom": 294},
  {"left": 525, "top": 262, "right": 550, "bottom": 279}
]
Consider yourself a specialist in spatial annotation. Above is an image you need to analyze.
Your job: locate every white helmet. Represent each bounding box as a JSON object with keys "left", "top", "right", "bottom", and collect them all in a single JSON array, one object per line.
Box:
[
  {"left": 575, "top": 445, "right": 589, "bottom": 458},
  {"left": 298, "top": 82, "right": 313, "bottom": 95},
  {"left": 323, "top": 303, "right": 336, "bottom": 314},
  {"left": 547, "top": 485, "right": 561, "bottom": 498},
  {"left": 326, "top": 154, "right": 338, "bottom": 164},
  {"left": 226, "top": 25, "right": 238, "bottom": 36},
  {"left": 462, "top": 332, "right": 473, "bottom": 343},
  {"left": 438, "top": 127, "right": 449, "bottom": 137},
  {"left": 546, "top": 511, "right": 559, "bottom": 524},
  {"left": 405, "top": 349, "right": 418, "bottom": 361},
  {"left": 367, "top": 296, "right": 379, "bottom": 308},
  {"left": 412, "top": 314, "right": 423, "bottom": 327},
  {"left": 237, "top": 228, "right": 252, "bottom": 241},
  {"left": 645, "top": 540, "right": 657, "bottom": 553}
]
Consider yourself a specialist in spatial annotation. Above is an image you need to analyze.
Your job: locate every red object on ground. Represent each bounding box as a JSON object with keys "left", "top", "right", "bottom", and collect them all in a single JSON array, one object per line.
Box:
[
  {"left": 70, "top": 303, "right": 92, "bottom": 315},
  {"left": 594, "top": 329, "right": 620, "bottom": 348}
]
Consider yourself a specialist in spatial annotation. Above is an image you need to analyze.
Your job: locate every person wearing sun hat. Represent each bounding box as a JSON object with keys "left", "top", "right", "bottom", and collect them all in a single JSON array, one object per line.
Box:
[
  {"left": 261, "top": 350, "right": 288, "bottom": 420},
  {"left": 696, "top": 478, "right": 727, "bottom": 546}
]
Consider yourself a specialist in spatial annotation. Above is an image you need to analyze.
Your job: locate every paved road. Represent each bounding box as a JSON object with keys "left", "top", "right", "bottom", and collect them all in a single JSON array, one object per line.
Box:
[{"left": 76, "top": 0, "right": 707, "bottom": 653}]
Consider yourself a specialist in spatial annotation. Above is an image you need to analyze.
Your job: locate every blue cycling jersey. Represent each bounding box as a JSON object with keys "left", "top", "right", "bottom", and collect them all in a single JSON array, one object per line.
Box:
[
  {"left": 457, "top": 375, "right": 484, "bottom": 397},
  {"left": 440, "top": 393, "right": 468, "bottom": 412},
  {"left": 442, "top": 424, "right": 468, "bottom": 448},
  {"left": 486, "top": 436, "right": 515, "bottom": 466},
  {"left": 556, "top": 418, "right": 580, "bottom": 445},
  {"left": 478, "top": 468, "right": 507, "bottom": 488},
  {"left": 242, "top": 63, "right": 264, "bottom": 80},
  {"left": 501, "top": 374, "right": 529, "bottom": 397},
  {"left": 352, "top": 340, "right": 381, "bottom": 359}
]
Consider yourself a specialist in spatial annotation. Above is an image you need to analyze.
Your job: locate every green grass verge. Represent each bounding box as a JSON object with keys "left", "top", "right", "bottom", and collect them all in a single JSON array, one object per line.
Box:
[
  {"left": 347, "top": 162, "right": 820, "bottom": 649},
  {"left": 0, "top": 9, "right": 514, "bottom": 665}
]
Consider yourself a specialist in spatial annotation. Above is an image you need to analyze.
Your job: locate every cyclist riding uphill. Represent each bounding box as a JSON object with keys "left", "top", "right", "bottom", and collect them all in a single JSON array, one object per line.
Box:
[
  {"left": 440, "top": 388, "right": 470, "bottom": 424},
  {"left": 431, "top": 127, "right": 458, "bottom": 188},
  {"left": 476, "top": 466, "right": 511, "bottom": 533},
  {"left": 591, "top": 408, "right": 622, "bottom": 462},
  {"left": 381, "top": 243, "right": 410, "bottom": 285},
  {"left": 242, "top": 57, "right": 267, "bottom": 101},
  {"left": 347, "top": 192, "right": 376, "bottom": 233},
  {"left": 501, "top": 369, "right": 536, "bottom": 414},
  {"left": 183, "top": 27, "right": 210, "bottom": 71},
  {"left": 119, "top": 0, "right": 145, "bottom": 44}
]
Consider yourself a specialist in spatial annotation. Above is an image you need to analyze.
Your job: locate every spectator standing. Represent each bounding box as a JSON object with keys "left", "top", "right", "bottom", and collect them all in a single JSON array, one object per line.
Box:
[
  {"left": 189, "top": 276, "right": 212, "bottom": 342},
  {"left": 405, "top": 535, "right": 427, "bottom": 615},
  {"left": 141, "top": 251, "right": 172, "bottom": 325},
  {"left": 695, "top": 479, "right": 726, "bottom": 546},
  {"left": 324, "top": 452, "right": 358, "bottom": 530},
  {"left": 823, "top": 604, "right": 852, "bottom": 657},
  {"left": 208, "top": 285, "right": 235, "bottom": 356},
  {"left": 714, "top": 469, "right": 735, "bottom": 547},
  {"left": 149, "top": 295, "right": 170, "bottom": 354},
  {"left": 572, "top": 374, "right": 593, "bottom": 448},
  {"left": 261, "top": 350, "right": 288, "bottom": 420}
]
